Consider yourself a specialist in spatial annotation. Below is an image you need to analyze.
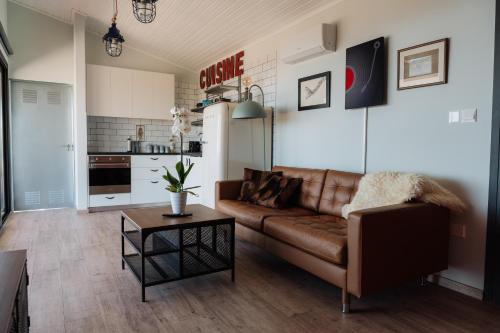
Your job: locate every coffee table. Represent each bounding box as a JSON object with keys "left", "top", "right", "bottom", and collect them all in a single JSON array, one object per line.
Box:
[{"left": 120, "top": 204, "right": 235, "bottom": 302}]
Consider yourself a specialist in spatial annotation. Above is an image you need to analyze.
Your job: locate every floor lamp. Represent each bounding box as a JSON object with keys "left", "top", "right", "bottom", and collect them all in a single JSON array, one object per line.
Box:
[{"left": 232, "top": 84, "right": 267, "bottom": 170}]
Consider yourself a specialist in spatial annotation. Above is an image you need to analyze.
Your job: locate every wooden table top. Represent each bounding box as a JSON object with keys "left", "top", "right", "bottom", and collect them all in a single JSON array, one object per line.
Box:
[
  {"left": 0, "top": 250, "right": 27, "bottom": 333},
  {"left": 121, "top": 204, "right": 234, "bottom": 231}
]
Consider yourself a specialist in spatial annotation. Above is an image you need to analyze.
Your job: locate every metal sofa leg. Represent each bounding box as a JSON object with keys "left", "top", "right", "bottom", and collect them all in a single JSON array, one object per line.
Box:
[{"left": 342, "top": 288, "right": 350, "bottom": 314}]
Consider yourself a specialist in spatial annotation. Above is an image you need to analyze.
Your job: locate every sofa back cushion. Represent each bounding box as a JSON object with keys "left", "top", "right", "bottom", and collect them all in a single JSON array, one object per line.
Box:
[
  {"left": 319, "top": 170, "right": 363, "bottom": 217},
  {"left": 272, "top": 166, "right": 327, "bottom": 211}
]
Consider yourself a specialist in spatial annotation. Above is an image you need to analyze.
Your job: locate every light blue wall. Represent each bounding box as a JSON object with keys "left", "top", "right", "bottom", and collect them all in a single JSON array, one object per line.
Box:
[{"left": 272, "top": 0, "right": 495, "bottom": 290}]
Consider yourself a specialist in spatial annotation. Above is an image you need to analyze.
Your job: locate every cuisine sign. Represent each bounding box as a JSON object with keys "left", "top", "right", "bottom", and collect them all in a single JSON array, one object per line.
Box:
[{"left": 199, "top": 51, "right": 244, "bottom": 89}]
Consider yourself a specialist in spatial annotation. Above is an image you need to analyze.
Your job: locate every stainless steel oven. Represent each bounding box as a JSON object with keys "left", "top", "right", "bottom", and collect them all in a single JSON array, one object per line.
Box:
[{"left": 89, "top": 155, "right": 131, "bottom": 195}]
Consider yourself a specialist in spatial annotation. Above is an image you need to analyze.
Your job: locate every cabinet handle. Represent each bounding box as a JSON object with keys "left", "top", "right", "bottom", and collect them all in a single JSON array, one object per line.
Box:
[
  {"left": 150, "top": 169, "right": 159, "bottom": 172},
  {"left": 105, "top": 196, "right": 115, "bottom": 200},
  {"left": 151, "top": 181, "right": 159, "bottom": 184},
  {"left": 150, "top": 157, "right": 159, "bottom": 160}
]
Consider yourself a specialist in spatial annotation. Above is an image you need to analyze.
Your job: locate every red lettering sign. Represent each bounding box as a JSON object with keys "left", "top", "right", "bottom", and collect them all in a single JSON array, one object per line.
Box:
[{"left": 199, "top": 51, "right": 244, "bottom": 89}]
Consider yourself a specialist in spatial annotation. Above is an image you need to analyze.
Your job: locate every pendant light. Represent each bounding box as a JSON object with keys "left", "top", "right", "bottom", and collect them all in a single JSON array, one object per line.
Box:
[
  {"left": 132, "top": 0, "right": 158, "bottom": 24},
  {"left": 103, "top": 0, "right": 125, "bottom": 57}
]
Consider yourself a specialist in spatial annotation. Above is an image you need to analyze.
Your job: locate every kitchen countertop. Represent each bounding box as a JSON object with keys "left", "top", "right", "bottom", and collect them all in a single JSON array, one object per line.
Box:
[{"left": 88, "top": 152, "right": 202, "bottom": 157}]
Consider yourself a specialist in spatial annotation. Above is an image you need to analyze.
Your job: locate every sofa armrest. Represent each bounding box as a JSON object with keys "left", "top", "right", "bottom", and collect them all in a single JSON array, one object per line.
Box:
[
  {"left": 215, "top": 180, "right": 243, "bottom": 202},
  {"left": 347, "top": 202, "right": 450, "bottom": 298}
]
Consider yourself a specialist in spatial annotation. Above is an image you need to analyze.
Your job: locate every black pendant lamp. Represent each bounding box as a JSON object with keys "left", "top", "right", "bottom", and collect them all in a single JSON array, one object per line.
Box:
[
  {"left": 103, "top": 0, "right": 125, "bottom": 57},
  {"left": 132, "top": 0, "right": 158, "bottom": 24}
]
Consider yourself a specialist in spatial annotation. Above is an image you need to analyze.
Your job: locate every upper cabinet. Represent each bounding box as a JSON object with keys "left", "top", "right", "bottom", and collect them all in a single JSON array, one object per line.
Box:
[{"left": 86, "top": 64, "right": 175, "bottom": 120}]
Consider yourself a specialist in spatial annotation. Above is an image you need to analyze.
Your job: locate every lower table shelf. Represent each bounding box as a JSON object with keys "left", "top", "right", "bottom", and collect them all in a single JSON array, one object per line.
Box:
[{"left": 123, "top": 244, "right": 231, "bottom": 287}]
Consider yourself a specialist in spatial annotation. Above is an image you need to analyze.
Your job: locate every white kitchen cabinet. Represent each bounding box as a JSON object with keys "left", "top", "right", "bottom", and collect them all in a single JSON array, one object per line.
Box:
[
  {"left": 110, "top": 67, "right": 133, "bottom": 118},
  {"left": 86, "top": 65, "right": 111, "bottom": 117},
  {"left": 89, "top": 193, "right": 131, "bottom": 207},
  {"left": 86, "top": 64, "right": 175, "bottom": 119},
  {"left": 184, "top": 156, "right": 202, "bottom": 204}
]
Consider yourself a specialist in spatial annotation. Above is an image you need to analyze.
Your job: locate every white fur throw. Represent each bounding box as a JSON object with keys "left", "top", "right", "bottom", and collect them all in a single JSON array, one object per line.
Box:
[{"left": 341, "top": 172, "right": 467, "bottom": 218}]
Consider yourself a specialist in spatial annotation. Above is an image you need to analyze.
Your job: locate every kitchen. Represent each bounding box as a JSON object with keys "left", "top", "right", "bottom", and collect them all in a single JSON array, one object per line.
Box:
[{"left": 86, "top": 64, "right": 204, "bottom": 210}]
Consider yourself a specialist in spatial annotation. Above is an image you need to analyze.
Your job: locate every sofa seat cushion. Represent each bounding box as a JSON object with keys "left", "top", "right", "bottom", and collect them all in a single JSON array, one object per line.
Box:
[
  {"left": 263, "top": 215, "right": 348, "bottom": 265},
  {"left": 216, "top": 200, "right": 316, "bottom": 231}
]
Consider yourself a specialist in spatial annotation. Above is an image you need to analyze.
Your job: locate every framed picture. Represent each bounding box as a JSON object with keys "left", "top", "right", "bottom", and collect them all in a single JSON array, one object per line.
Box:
[
  {"left": 345, "top": 37, "right": 386, "bottom": 110},
  {"left": 298, "top": 71, "right": 331, "bottom": 111},
  {"left": 136, "top": 124, "right": 145, "bottom": 141},
  {"left": 397, "top": 38, "right": 449, "bottom": 90}
]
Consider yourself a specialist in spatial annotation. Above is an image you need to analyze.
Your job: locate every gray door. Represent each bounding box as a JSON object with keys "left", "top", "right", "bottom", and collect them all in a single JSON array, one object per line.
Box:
[{"left": 11, "top": 81, "right": 74, "bottom": 210}]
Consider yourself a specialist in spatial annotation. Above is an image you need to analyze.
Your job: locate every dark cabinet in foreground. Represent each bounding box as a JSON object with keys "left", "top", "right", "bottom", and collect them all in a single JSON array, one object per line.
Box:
[{"left": 0, "top": 250, "right": 29, "bottom": 333}]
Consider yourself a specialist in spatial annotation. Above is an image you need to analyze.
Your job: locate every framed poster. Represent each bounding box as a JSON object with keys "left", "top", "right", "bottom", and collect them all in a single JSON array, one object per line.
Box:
[
  {"left": 345, "top": 37, "right": 386, "bottom": 109},
  {"left": 298, "top": 71, "right": 331, "bottom": 111},
  {"left": 397, "top": 38, "right": 449, "bottom": 90}
]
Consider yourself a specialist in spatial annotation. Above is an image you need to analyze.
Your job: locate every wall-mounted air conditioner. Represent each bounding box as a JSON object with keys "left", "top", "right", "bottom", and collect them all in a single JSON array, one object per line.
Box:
[{"left": 281, "top": 23, "right": 336, "bottom": 64}]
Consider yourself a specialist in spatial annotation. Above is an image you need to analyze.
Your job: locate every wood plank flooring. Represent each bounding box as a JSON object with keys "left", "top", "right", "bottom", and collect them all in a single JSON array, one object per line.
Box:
[{"left": 0, "top": 208, "right": 499, "bottom": 332}]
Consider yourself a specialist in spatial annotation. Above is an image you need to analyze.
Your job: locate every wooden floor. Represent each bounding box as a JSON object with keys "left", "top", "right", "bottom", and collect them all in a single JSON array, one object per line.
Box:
[{"left": 0, "top": 209, "right": 499, "bottom": 333}]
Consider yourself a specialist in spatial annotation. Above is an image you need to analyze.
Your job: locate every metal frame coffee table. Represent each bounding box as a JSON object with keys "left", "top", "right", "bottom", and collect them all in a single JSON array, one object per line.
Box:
[{"left": 120, "top": 204, "right": 235, "bottom": 301}]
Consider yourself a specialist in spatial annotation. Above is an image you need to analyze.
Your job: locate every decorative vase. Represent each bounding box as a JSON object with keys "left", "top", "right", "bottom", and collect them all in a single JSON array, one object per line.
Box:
[{"left": 170, "top": 191, "right": 187, "bottom": 215}]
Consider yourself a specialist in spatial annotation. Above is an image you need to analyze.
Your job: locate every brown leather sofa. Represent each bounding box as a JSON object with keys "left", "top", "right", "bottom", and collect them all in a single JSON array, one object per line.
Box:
[{"left": 215, "top": 166, "right": 450, "bottom": 313}]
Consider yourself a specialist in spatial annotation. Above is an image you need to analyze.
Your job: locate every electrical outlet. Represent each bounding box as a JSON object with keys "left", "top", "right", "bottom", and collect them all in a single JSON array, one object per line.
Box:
[
  {"left": 461, "top": 108, "right": 477, "bottom": 123},
  {"left": 450, "top": 223, "right": 466, "bottom": 238}
]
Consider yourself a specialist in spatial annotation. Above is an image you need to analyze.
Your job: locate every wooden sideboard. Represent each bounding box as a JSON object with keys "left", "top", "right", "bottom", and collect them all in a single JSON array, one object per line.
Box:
[{"left": 0, "top": 250, "right": 29, "bottom": 333}]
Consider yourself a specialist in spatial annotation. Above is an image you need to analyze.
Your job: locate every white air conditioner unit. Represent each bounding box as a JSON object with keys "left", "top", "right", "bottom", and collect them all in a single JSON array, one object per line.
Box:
[{"left": 281, "top": 23, "right": 336, "bottom": 64}]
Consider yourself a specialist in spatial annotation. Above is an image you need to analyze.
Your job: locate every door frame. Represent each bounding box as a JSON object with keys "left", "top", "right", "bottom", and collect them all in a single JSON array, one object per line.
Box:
[
  {"left": 485, "top": 0, "right": 500, "bottom": 303},
  {"left": 0, "top": 49, "right": 11, "bottom": 224}
]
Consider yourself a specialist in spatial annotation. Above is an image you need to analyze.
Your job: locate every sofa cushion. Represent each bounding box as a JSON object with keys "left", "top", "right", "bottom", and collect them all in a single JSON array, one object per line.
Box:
[
  {"left": 251, "top": 175, "right": 302, "bottom": 208},
  {"left": 318, "top": 170, "right": 362, "bottom": 217},
  {"left": 263, "top": 215, "right": 348, "bottom": 265},
  {"left": 272, "top": 166, "right": 327, "bottom": 212},
  {"left": 216, "top": 199, "right": 316, "bottom": 231},
  {"left": 238, "top": 168, "right": 282, "bottom": 201}
]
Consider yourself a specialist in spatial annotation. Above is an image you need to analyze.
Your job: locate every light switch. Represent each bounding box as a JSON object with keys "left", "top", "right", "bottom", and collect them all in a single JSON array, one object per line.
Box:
[
  {"left": 449, "top": 111, "right": 460, "bottom": 123},
  {"left": 461, "top": 108, "right": 477, "bottom": 123}
]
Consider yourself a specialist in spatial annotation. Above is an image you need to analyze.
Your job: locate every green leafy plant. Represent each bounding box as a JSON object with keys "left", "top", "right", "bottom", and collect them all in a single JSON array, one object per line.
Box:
[{"left": 163, "top": 160, "right": 200, "bottom": 196}]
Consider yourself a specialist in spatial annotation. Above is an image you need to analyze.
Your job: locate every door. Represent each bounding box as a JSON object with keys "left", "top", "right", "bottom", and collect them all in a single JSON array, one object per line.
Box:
[
  {"left": 11, "top": 81, "right": 74, "bottom": 210},
  {"left": 0, "top": 54, "right": 10, "bottom": 223}
]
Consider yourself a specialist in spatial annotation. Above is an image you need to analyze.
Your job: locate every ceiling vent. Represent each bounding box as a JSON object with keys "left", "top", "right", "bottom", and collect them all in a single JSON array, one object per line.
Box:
[{"left": 281, "top": 23, "right": 336, "bottom": 64}]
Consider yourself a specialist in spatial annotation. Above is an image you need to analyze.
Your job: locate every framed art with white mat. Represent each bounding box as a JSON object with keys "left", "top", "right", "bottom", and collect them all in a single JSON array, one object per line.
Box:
[
  {"left": 298, "top": 71, "right": 331, "bottom": 111},
  {"left": 398, "top": 38, "right": 449, "bottom": 90}
]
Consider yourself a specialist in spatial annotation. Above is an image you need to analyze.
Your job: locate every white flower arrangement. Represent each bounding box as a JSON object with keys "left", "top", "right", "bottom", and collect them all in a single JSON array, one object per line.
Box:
[{"left": 170, "top": 106, "right": 191, "bottom": 136}]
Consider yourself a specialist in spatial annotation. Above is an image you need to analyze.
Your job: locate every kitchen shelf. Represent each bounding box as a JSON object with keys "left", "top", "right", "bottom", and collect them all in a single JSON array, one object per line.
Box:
[
  {"left": 191, "top": 119, "right": 203, "bottom": 127},
  {"left": 205, "top": 84, "right": 239, "bottom": 96}
]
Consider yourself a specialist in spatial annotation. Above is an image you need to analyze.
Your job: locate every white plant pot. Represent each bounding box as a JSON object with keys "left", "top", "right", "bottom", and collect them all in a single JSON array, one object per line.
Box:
[{"left": 170, "top": 191, "right": 188, "bottom": 214}]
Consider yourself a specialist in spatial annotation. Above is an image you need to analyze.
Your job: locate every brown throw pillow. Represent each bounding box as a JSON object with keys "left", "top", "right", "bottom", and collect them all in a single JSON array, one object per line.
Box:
[
  {"left": 238, "top": 168, "right": 282, "bottom": 201},
  {"left": 251, "top": 175, "right": 302, "bottom": 209}
]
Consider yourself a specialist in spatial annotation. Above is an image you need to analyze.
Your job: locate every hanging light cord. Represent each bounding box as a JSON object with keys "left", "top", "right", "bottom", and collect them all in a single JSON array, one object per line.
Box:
[{"left": 112, "top": 0, "right": 118, "bottom": 23}]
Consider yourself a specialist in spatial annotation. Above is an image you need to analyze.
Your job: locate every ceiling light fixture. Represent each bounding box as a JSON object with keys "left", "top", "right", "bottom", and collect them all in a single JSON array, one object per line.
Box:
[
  {"left": 103, "top": 0, "right": 125, "bottom": 57},
  {"left": 132, "top": 0, "right": 158, "bottom": 24}
]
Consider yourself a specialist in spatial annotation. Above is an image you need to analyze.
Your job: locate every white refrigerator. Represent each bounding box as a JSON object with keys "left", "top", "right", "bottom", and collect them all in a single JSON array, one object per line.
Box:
[{"left": 200, "top": 102, "right": 272, "bottom": 208}]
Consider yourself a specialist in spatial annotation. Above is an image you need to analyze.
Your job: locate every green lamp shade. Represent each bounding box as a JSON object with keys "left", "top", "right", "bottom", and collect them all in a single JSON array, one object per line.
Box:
[{"left": 232, "top": 100, "right": 267, "bottom": 119}]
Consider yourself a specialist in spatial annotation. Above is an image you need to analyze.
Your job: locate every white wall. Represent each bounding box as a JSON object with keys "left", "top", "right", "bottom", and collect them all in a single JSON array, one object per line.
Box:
[
  {"left": 200, "top": 0, "right": 495, "bottom": 291},
  {"left": 86, "top": 33, "right": 196, "bottom": 82},
  {"left": 8, "top": 2, "right": 74, "bottom": 84}
]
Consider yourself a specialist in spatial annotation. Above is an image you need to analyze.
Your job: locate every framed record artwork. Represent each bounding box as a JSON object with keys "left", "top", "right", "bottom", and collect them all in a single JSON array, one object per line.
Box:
[
  {"left": 345, "top": 37, "right": 386, "bottom": 109},
  {"left": 397, "top": 38, "right": 449, "bottom": 90},
  {"left": 298, "top": 71, "right": 331, "bottom": 111}
]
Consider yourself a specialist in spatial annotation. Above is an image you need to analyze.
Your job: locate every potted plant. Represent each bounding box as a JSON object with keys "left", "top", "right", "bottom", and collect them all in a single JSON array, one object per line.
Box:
[{"left": 163, "top": 160, "right": 200, "bottom": 215}]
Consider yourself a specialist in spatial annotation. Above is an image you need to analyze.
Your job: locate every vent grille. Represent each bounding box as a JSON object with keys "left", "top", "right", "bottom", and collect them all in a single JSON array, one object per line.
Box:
[
  {"left": 24, "top": 191, "right": 41, "bottom": 206},
  {"left": 48, "top": 190, "right": 65, "bottom": 205},
  {"left": 22, "top": 89, "right": 37, "bottom": 104},
  {"left": 47, "top": 91, "right": 61, "bottom": 105}
]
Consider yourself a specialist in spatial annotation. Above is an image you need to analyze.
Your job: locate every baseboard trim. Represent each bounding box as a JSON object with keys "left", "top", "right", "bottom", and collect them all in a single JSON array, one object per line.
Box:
[{"left": 428, "top": 274, "right": 483, "bottom": 300}]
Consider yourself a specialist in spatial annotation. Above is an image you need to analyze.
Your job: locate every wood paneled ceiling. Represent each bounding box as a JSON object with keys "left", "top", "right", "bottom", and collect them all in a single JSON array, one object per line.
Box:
[{"left": 10, "top": 0, "right": 339, "bottom": 72}]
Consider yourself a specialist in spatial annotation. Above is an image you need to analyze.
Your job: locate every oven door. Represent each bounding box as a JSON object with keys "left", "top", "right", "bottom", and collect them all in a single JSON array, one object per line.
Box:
[{"left": 89, "top": 167, "right": 131, "bottom": 195}]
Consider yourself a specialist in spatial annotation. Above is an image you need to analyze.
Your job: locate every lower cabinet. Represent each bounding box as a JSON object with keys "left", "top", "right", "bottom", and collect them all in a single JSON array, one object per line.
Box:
[
  {"left": 131, "top": 179, "right": 169, "bottom": 204},
  {"left": 89, "top": 193, "right": 131, "bottom": 207}
]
